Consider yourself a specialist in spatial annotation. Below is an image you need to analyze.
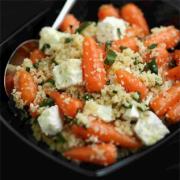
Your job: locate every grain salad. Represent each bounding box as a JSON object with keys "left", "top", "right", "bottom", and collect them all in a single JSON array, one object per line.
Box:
[{"left": 9, "top": 3, "right": 180, "bottom": 166}]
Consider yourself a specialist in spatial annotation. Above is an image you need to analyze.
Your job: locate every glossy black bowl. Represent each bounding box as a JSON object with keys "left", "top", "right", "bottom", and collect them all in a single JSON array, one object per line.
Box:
[{"left": 0, "top": 0, "right": 180, "bottom": 177}]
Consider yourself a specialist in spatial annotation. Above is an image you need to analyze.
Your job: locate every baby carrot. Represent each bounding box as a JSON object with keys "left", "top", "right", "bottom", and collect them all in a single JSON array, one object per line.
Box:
[
  {"left": 144, "top": 26, "right": 180, "bottom": 49},
  {"left": 111, "top": 37, "right": 139, "bottom": 52},
  {"left": 71, "top": 118, "right": 142, "bottom": 149},
  {"left": 150, "top": 82, "right": 180, "bottom": 117},
  {"left": 59, "top": 14, "right": 80, "bottom": 33},
  {"left": 120, "top": 3, "right": 149, "bottom": 35},
  {"left": 116, "top": 69, "right": 148, "bottom": 99},
  {"left": 48, "top": 91, "right": 83, "bottom": 118},
  {"left": 82, "top": 37, "right": 106, "bottom": 92},
  {"left": 126, "top": 24, "right": 146, "bottom": 38},
  {"left": 166, "top": 66, "right": 180, "bottom": 80},
  {"left": 14, "top": 70, "right": 37, "bottom": 105},
  {"left": 30, "top": 49, "right": 45, "bottom": 64},
  {"left": 166, "top": 101, "right": 180, "bottom": 123},
  {"left": 98, "top": 4, "right": 119, "bottom": 21},
  {"left": 173, "top": 50, "right": 180, "bottom": 66},
  {"left": 64, "top": 143, "right": 117, "bottom": 166}
]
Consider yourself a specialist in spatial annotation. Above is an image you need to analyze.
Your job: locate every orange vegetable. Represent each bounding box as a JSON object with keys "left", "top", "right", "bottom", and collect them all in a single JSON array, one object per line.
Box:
[
  {"left": 126, "top": 24, "right": 146, "bottom": 38},
  {"left": 14, "top": 70, "right": 37, "bottom": 105},
  {"left": 150, "top": 83, "right": 180, "bottom": 117},
  {"left": 98, "top": 4, "right": 119, "bottom": 21},
  {"left": 173, "top": 50, "right": 180, "bottom": 66},
  {"left": 59, "top": 14, "right": 80, "bottom": 33},
  {"left": 71, "top": 118, "right": 142, "bottom": 149},
  {"left": 116, "top": 69, "right": 148, "bottom": 99},
  {"left": 166, "top": 66, "right": 180, "bottom": 80},
  {"left": 111, "top": 37, "right": 139, "bottom": 52},
  {"left": 166, "top": 101, "right": 180, "bottom": 123},
  {"left": 48, "top": 91, "right": 83, "bottom": 118},
  {"left": 5, "top": 74, "right": 14, "bottom": 95},
  {"left": 64, "top": 143, "right": 117, "bottom": 166},
  {"left": 82, "top": 37, "right": 106, "bottom": 92},
  {"left": 144, "top": 26, "right": 180, "bottom": 49},
  {"left": 30, "top": 49, "right": 45, "bottom": 64},
  {"left": 144, "top": 44, "right": 170, "bottom": 68},
  {"left": 120, "top": 3, "right": 149, "bottom": 35}
]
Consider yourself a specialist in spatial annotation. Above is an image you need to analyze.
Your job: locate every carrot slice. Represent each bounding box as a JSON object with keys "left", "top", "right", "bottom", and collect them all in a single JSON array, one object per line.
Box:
[
  {"left": 144, "top": 26, "right": 180, "bottom": 49},
  {"left": 98, "top": 4, "right": 119, "bottom": 21},
  {"left": 5, "top": 74, "right": 14, "bottom": 95},
  {"left": 120, "top": 3, "right": 149, "bottom": 35},
  {"left": 48, "top": 91, "right": 83, "bottom": 118},
  {"left": 116, "top": 69, "right": 148, "bottom": 99},
  {"left": 30, "top": 49, "right": 45, "bottom": 64},
  {"left": 14, "top": 70, "right": 37, "bottom": 105},
  {"left": 64, "top": 143, "right": 117, "bottom": 166},
  {"left": 111, "top": 37, "right": 139, "bottom": 52},
  {"left": 150, "top": 82, "right": 180, "bottom": 117},
  {"left": 82, "top": 37, "right": 106, "bottom": 92},
  {"left": 173, "top": 50, "right": 180, "bottom": 66},
  {"left": 71, "top": 119, "right": 142, "bottom": 149},
  {"left": 166, "top": 101, "right": 180, "bottom": 123},
  {"left": 59, "top": 14, "right": 80, "bottom": 33},
  {"left": 126, "top": 24, "right": 146, "bottom": 38},
  {"left": 166, "top": 66, "right": 180, "bottom": 80},
  {"left": 144, "top": 44, "right": 170, "bottom": 68}
]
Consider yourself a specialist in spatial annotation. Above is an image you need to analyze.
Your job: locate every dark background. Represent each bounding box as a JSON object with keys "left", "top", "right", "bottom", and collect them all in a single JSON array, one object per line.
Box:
[{"left": 0, "top": 1, "right": 180, "bottom": 180}]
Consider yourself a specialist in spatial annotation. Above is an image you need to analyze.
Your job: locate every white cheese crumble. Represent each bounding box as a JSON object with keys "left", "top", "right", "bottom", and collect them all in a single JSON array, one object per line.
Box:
[
  {"left": 134, "top": 111, "right": 169, "bottom": 146},
  {"left": 96, "top": 17, "right": 128, "bottom": 43},
  {"left": 53, "top": 59, "right": 83, "bottom": 89},
  {"left": 122, "top": 105, "right": 140, "bottom": 121},
  {"left": 37, "top": 105, "right": 63, "bottom": 136},
  {"left": 83, "top": 100, "right": 113, "bottom": 122}
]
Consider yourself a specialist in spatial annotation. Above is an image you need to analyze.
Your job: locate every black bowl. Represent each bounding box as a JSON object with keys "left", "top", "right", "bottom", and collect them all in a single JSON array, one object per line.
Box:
[{"left": 0, "top": 0, "right": 180, "bottom": 177}]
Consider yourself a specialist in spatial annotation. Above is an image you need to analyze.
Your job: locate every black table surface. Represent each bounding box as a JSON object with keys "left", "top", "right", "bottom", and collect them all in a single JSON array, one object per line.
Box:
[{"left": 0, "top": 1, "right": 180, "bottom": 180}]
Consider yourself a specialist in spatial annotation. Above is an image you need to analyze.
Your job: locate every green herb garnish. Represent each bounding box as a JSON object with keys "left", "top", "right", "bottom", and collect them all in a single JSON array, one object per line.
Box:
[
  {"left": 75, "top": 21, "right": 93, "bottom": 34},
  {"left": 117, "top": 28, "right": 121, "bottom": 38},
  {"left": 112, "top": 90, "right": 117, "bottom": 94},
  {"left": 41, "top": 43, "right": 50, "bottom": 52},
  {"left": 39, "top": 98, "right": 54, "bottom": 107},
  {"left": 55, "top": 133, "right": 66, "bottom": 144},
  {"left": 26, "top": 67, "right": 30, "bottom": 72},
  {"left": 65, "top": 37, "right": 73, "bottom": 43},
  {"left": 168, "top": 60, "right": 176, "bottom": 68},
  {"left": 146, "top": 58, "right": 158, "bottom": 74},
  {"left": 46, "top": 79, "right": 55, "bottom": 85},
  {"left": 123, "top": 102, "right": 132, "bottom": 109},
  {"left": 83, "top": 93, "right": 93, "bottom": 101},
  {"left": 132, "top": 92, "right": 141, "bottom": 101},
  {"left": 148, "top": 43, "right": 157, "bottom": 49},
  {"left": 106, "top": 80, "right": 111, "bottom": 85},
  {"left": 33, "top": 62, "right": 39, "bottom": 69},
  {"left": 105, "top": 41, "right": 112, "bottom": 51},
  {"left": 104, "top": 50, "right": 117, "bottom": 65}
]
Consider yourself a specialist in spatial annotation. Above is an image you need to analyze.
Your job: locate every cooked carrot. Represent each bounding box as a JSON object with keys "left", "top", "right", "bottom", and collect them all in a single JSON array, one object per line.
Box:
[
  {"left": 64, "top": 143, "right": 117, "bottom": 166},
  {"left": 144, "top": 44, "right": 170, "bottom": 68},
  {"left": 30, "top": 49, "right": 45, "bottom": 64},
  {"left": 82, "top": 37, "right": 106, "bottom": 92},
  {"left": 98, "top": 4, "right": 119, "bottom": 21},
  {"left": 48, "top": 91, "right": 83, "bottom": 118},
  {"left": 14, "top": 70, "right": 37, "bottom": 105},
  {"left": 120, "top": 3, "right": 149, "bottom": 35},
  {"left": 126, "top": 24, "right": 146, "bottom": 38},
  {"left": 150, "top": 82, "right": 180, "bottom": 117},
  {"left": 144, "top": 26, "right": 180, "bottom": 49},
  {"left": 166, "top": 66, "right": 180, "bottom": 80},
  {"left": 111, "top": 37, "right": 139, "bottom": 52},
  {"left": 71, "top": 119, "right": 142, "bottom": 149},
  {"left": 116, "top": 69, "right": 148, "bottom": 99},
  {"left": 166, "top": 101, "right": 180, "bottom": 123},
  {"left": 173, "top": 50, "right": 180, "bottom": 66},
  {"left": 5, "top": 74, "right": 14, "bottom": 95},
  {"left": 59, "top": 14, "right": 80, "bottom": 33}
]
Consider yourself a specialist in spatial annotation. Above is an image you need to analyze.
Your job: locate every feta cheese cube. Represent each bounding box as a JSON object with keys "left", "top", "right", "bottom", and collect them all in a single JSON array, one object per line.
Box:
[
  {"left": 83, "top": 100, "right": 113, "bottom": 122},
  {"left": 123, "top": 105, "right": 140, "bottom": 121},
  {"left": 37, "top": 105, "right": 63, "bottom": 136},
  {"left": 39, "top": 27, "right": 70, "bottom": 51},
  {"left": 53, "top": 59, "right": 83, "bottom": 89},
  {"left": 96, "top": 17, "right": 128, "bottom": 43},
  {"left": 134, "top": 111, "right": 169, "bottom": 146}
]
